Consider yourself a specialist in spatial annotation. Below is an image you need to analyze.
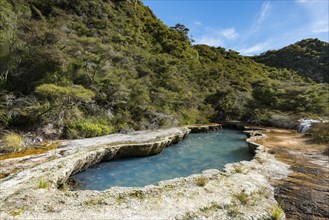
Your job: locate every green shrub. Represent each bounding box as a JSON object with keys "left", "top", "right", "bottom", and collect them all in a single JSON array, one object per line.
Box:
[
  {"left": 268, "top": 115, "right": 297, "bottom": 129},
  {"left": 64, "top": 119, "right": 114, "bottom": 138},
  {"left": 306, "top": 123, "right": 329, "bottom": 144},
  {"left": 35, "top": 84, "right": 95, "bottom": 102}
]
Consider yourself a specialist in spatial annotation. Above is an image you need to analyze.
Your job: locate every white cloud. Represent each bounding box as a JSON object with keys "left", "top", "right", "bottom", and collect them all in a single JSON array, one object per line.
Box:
[
  {"left": 312, "top": 20, "right": 329, "bottom": 33},
  {"left": 296, "top": 0, "right": 329, "bottom": 33},
  {"left": 257, "top": 1, "right": 272, "bottom": 24},
  {"left": 238, "top": 41, "right": 272, "bottom": 55},
  {"left": 194, "top": 21, "right": 202, "bottom": 26},
  {"left": 194, "top": 27, "right": 238, "bottom": 47},
  {"left": 241, "top": 1, "right": 272, "bottom": 41},
  {"left": 198, "top": 36, "right": 224, "bottom": 47},
  {"left": 221, "top": 28, "right": 238, "bottom": 40}
]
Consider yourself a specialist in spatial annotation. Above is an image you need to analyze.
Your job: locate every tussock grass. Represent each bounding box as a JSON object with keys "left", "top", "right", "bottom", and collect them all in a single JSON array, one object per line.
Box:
[
  {"left": 38, "top": 178, "right": 49, "bottom": 189},
  {"left": 0, "top": 131, "right": 24, "bottom": 153},
  {"left": 233, "top": 191, "right": 249, "bottom": 205},
  {"left": 195, "top": 176, "right": 208, "bottom": 187},
  {"left": 271, "top": 204, "right": 284, "bottom": 220}
]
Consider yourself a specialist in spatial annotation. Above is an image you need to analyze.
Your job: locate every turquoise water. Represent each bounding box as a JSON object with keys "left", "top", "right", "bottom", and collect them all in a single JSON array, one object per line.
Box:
[{"left": 72, "top": 129, "right": 253, "bottom": 190}]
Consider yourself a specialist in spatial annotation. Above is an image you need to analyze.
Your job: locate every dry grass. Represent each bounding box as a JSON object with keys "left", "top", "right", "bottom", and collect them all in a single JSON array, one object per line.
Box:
[
  {"left": 1, "top": 131, "right": 24, "bottom": 153},
  {"left": 0, "top": 141, "right": 61, "bottom": 161}
]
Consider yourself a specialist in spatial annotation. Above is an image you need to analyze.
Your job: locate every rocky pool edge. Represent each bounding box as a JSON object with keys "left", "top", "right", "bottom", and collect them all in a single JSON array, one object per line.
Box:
[{"left": 0, "top": 125, "right": 290, "bottom": 219}]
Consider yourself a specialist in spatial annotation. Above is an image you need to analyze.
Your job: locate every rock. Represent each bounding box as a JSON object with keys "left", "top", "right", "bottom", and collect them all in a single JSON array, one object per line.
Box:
[{"left": 0, "top": 126, "right": 290, "bottom": 219}]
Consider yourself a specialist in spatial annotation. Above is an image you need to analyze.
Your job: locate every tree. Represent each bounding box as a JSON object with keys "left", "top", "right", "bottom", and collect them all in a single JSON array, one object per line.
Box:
[
  {"left": 35, "top": 84, "right": 95, "bottom": 125},
  {"left": 170, "top": 23, "right": 190, "bottom": 42},
  {"left": 0, "top": 8, "right": 26, "bottom": 84}
]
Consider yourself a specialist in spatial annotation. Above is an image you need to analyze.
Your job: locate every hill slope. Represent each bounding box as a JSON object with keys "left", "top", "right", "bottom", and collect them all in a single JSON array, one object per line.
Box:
[
  {"left": 252, "top": 39, "right": 329, "bottom": 83},
  {"left": 0, "top": 0, "right": 328, "bottom": 139}
]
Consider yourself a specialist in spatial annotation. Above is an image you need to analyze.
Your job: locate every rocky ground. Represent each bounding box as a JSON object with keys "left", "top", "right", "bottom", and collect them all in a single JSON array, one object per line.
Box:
[
  {"left": 0, "top": 125, "right": 290, "bottom": 219},
  {"left": 255, "top": 128, "right": 329, "bottom": 220}
]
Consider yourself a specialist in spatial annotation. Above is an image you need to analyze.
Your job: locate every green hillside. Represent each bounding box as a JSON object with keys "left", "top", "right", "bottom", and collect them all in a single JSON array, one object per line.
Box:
[
  {"left": 253, "top": 39, "right": 329, "bottom": 83},
  {"left": 0, "top": 0, "right": 328, "bottom": 139}
]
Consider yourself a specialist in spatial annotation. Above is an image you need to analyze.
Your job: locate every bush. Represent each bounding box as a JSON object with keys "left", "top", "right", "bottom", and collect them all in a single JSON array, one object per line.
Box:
[
  {"left": 35, "top": 84, "right": 95, "bottom": 102},
  {"left": 306, "top": 123, "right": 329, "bottom": 144},
  {"left": 268, "top": 115, "right": 297, "bottom": 129},
  {"left": 0, "top": 131, "right": 24, "bottom": 153},
  {"left": 64, "top": 118, "right": 114, "bottom": 139}
]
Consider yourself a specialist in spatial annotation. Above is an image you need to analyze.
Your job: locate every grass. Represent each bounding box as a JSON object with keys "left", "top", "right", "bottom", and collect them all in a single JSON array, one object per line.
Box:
[
  {"left": 233, "top": 191, "right": 249, "bottom": 205},
  {"left": 200, "top": 202, "right": 221, "bottom": 213},
  {"left": 58, "top": 182, "right": 70, "bottom": 192},
  {"left": 1, "top": 131, "right": 24, "bottom": 153},
  {"left": 227, "top": 205, "right": 241, "bottom": 217},
  {"left": 271, "top": 204, "right": 284, "bottom": 220},
  {"left": 38, "top": 178, "right": 49, "bottom": 189},
  {"left": 0, "top": 141, "right": 61, "bottom": 161},
  {"left": 65, "top": 119, "right": 114, "bottom": 138},
  {"left": 195, "top": 176, "right": 208, "bottom": 187},
  {"left": 8, "top": 209, "right": 24, "bottom": 217}
]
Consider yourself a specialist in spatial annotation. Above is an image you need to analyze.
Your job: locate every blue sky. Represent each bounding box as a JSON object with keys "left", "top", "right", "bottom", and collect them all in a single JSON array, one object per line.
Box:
[{"left": 142, "top": 0, "right": 329, "bottom": 55}]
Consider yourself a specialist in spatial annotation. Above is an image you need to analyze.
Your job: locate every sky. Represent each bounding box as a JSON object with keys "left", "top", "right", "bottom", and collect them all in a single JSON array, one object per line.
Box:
[{"left": 142, "top": 0, "right": 329, "bottom": 55}]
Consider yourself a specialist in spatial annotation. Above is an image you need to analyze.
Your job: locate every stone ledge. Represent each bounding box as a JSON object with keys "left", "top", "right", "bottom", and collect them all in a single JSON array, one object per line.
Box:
[
  {"left": 0, "top": 126, "right": 290, "bottom": 220},
  {"left": 187, "top": 123, "right": 222, "bottom": 133}
]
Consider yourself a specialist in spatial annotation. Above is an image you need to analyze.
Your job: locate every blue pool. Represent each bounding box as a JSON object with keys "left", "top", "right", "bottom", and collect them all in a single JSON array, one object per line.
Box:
[{"left": 72, "top": 129, "right": 253, "bottom": 190}]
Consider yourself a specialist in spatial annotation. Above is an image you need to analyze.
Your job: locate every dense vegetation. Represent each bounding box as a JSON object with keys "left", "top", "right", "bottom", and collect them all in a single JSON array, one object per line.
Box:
[
  {"left": 0, "top": 0, "right": 328, "bottom": 139},
  {"left": 306, "top": 123, "right": 329, "bottom": 155},
  {"left": 253, "top": 39, "right": 329, "bottom": 83}
]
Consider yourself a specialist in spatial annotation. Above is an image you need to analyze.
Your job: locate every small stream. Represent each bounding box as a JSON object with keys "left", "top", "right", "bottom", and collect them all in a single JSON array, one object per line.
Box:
[{"left": 71, "top": 129, "right": 253, "bottom": 190}]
